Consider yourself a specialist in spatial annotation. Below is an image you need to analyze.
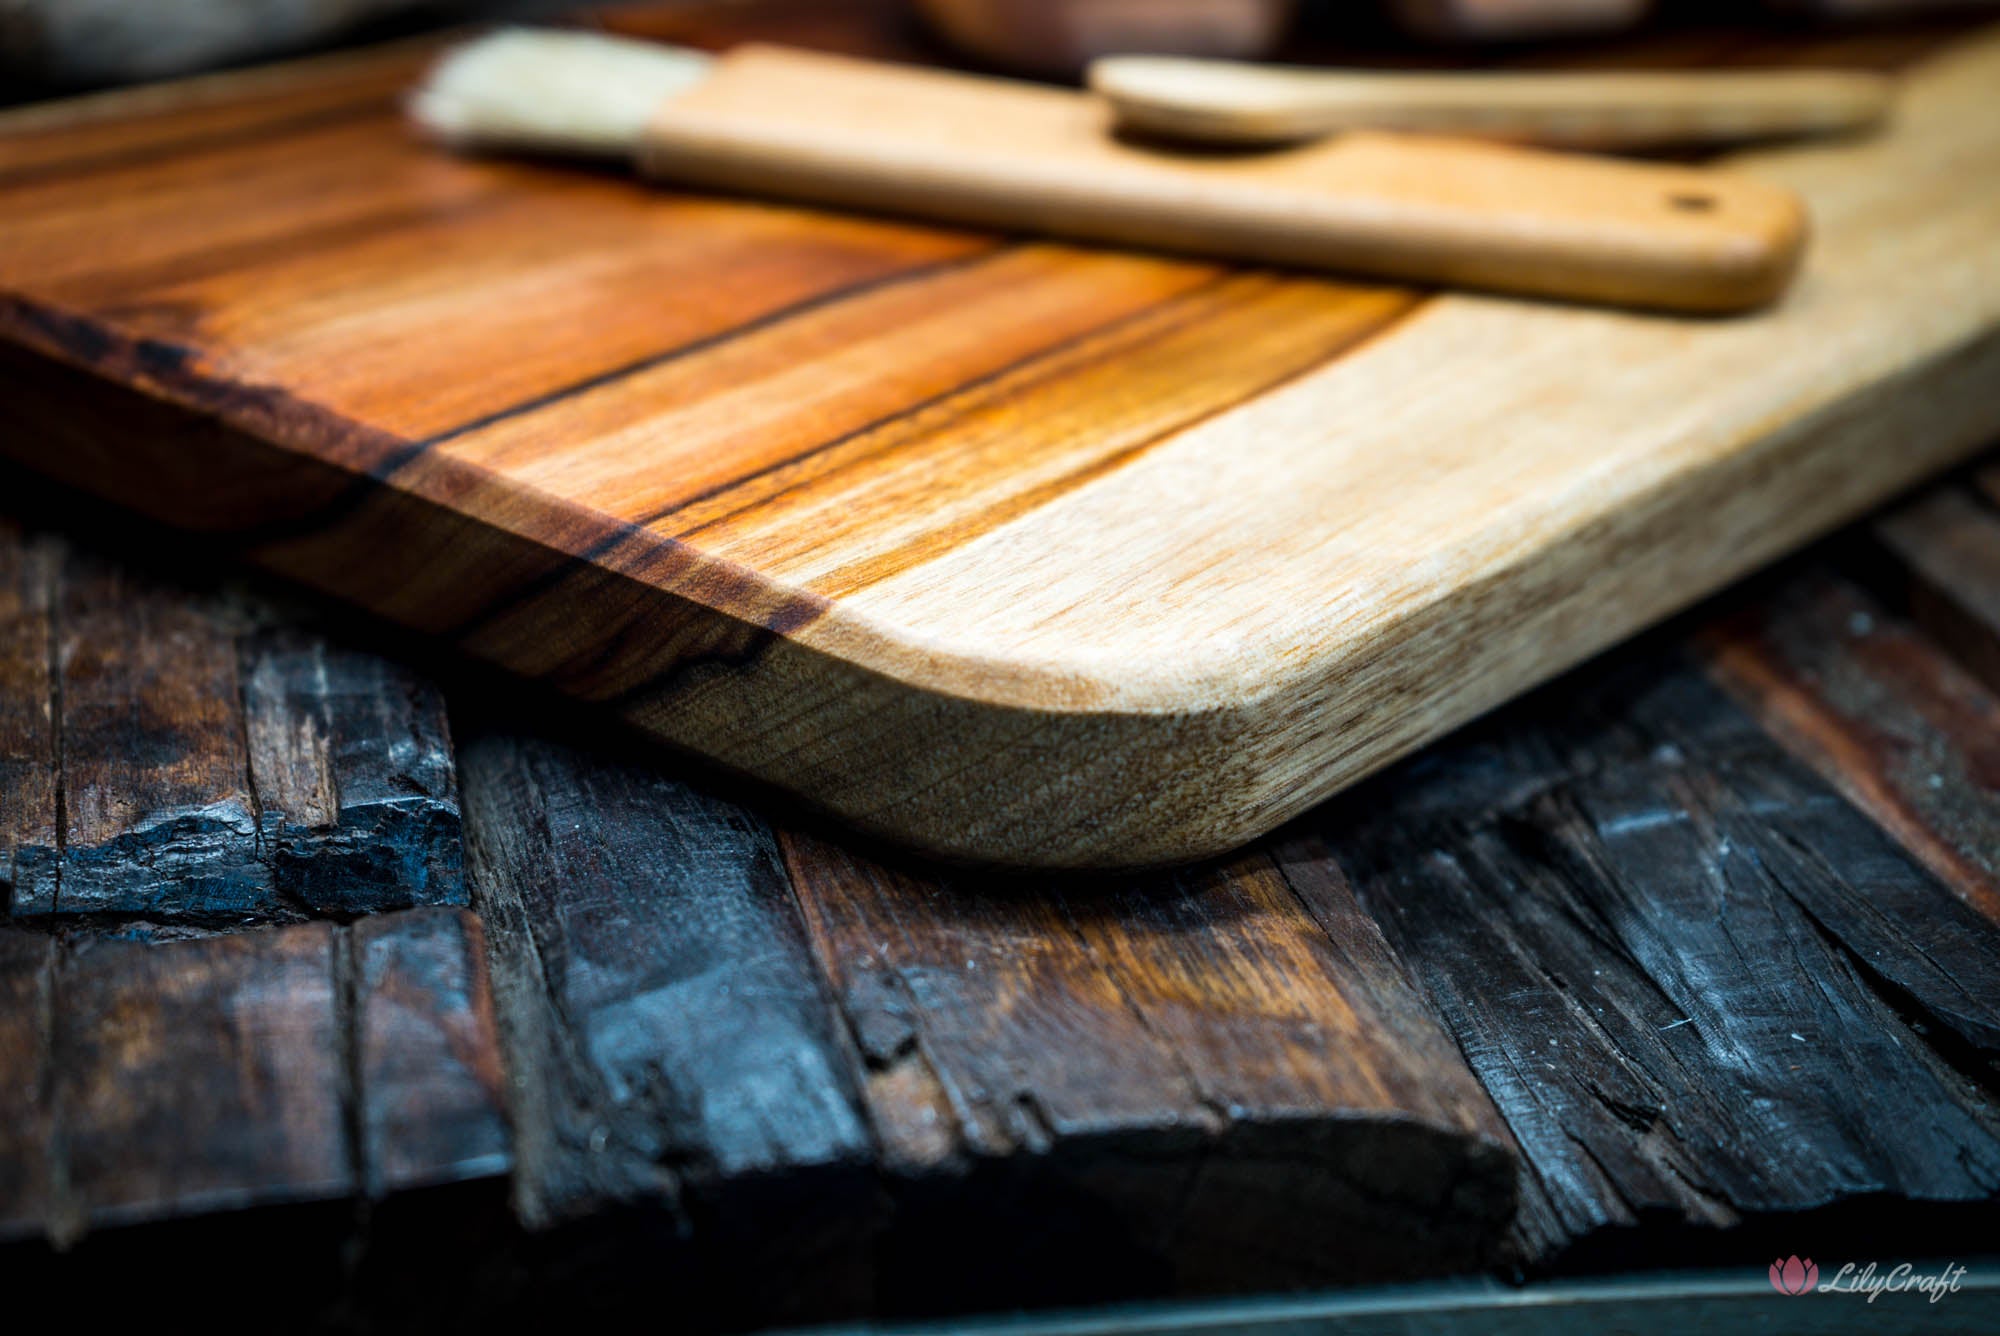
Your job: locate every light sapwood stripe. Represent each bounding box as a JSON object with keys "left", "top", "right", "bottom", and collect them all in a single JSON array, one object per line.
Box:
[
  {"left": 76, "top": 189, "right": 990, "bottom": 439},
  {"left": 433, "top": 243, "right": 1226, "bottom": 524},
  {"left": 672, "top": 275, "right": 1419, "bottom": 596}
]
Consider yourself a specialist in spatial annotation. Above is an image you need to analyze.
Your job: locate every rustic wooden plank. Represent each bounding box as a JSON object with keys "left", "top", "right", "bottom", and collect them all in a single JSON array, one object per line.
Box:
[
  {"left": 3, "top": 908, "right": 512, "bottom": 1249},
  {"left": 1702, "top": 568, "right": 2000, "bottom": 925},
  {"left": 243, "top": 629, "right": 464, "bottom": 915},
  {"left": 1310, "top": 643, "right": 2000, "bottom": 1264},
  {"left": 1871, "top": 482, "right": 2000, "bottom": 698},
  {"left": 14, "top": 545, "right": 270, "bottom": 920},
  {"left": 0, "top": 929, "right": 53, "bottom": 1241},
  {"left": 781, "top": 829, "right": 1515, "bottom": 1301},
  {"left": 2, "top": 15, "right": 1997, "bottom": 865},
  {"left": 0, "top": 518, "right": 58, "bottom": 905},
  {"left": 455, "top": 718, "right": 874, "bottom": 1319},
  {"left": 53, "top": 922, "right": 352, "bottom": 1234},
  {"left": 350, "top": 907, "right": 511, "bottom": 1196},
  {"left": 0, "top": 510, "right": 471, "bottom": 924}
]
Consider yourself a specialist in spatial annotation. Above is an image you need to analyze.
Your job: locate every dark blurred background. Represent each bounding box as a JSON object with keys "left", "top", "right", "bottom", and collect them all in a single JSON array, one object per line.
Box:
[{"left": 3, "top": 0, "right": 1990, "bottom": 99}]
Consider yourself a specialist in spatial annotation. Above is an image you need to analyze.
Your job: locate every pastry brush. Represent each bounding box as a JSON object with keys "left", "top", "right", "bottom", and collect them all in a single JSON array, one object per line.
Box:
[{"left": 411, "top": 28, "right": 1808, "bottom": 313}]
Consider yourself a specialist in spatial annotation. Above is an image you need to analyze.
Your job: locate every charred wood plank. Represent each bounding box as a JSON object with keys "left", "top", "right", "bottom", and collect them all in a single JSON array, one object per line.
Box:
[
  {"left": 16, "top": 907, "right": 513, "bottom": 1247},
  {"left": 0, "top": 519, "right": 57, "bottom": 908},
  {"left": 243, "top": 629, "right": 464, "bottom": 916},
  {"left": 52, "top": 922, "right": 352, "bottom": 1236},
  {"left": 0, "top": 929, "right": 52, "bottom": 1240},
  {"left": 1871, "top": 481, "right": 2000, "bottom": 697},
  {"left": 350, "top": 906, "right": 510, "bottom": 1198},
  {"left": 1309, "top": 641, "right": 2000, "bottom": 1265},
  {"left": 1703, "top": 570, "right": 2000, "bottom": 926},
  {"left": 456, "top": 722, "right": 873, "bottom": 1321},
  {"left": 13, "top": 544, "right": 267, "bottom": 920},
  {"left": 0, "top": 522, "right": 465, "bottom": 927},
  {"left": 782, "top": 830, "right": 1516, "bottom": 1305}
]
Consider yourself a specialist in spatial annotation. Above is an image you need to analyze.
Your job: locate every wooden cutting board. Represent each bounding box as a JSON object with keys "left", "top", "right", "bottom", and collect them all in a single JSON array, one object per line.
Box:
[{"left": 3, "top": 5, "right": 1999, "bottom": 867}]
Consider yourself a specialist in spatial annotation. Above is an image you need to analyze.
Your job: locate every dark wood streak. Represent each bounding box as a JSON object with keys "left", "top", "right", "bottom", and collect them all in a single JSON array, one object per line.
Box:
[
  {"left": 0, "top": 295, "right": 413, "bottom": 480},
  {"left": 2, "top": 230, "right": 1047, "bottom": 687}
]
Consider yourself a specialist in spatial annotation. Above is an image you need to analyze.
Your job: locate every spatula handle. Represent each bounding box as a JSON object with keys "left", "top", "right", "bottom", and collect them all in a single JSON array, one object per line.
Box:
[
  {"left": 641, "top": 45, "right": 1807, "bottom": 313},
  {"left": 1090, "top": 57, "right": 1894, "bottom": 149}
]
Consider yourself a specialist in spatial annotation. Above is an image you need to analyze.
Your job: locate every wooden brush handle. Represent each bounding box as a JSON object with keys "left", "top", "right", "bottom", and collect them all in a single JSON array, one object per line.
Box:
[
  {"left": 1090, "top": 57, "right": 1894, "bottom": 149},
  {"left": 640, "top": 45, "right": 1806, "bottom": 313}
]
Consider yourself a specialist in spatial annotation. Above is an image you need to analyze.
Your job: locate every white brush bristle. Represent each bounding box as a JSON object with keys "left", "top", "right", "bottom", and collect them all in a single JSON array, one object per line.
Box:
[{"left": 410, "top": 28, "right": 713, "bottom": 159}]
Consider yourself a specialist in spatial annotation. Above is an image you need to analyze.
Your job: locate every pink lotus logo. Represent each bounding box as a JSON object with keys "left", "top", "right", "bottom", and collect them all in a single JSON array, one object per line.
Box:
[{"left": 1770, "top": 1256, "right": 1819, "bottom": 1295}]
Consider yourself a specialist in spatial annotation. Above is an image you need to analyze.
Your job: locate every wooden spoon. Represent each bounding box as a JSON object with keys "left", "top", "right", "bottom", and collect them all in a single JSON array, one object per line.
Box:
[{"left": 1090, "top": 56, "right": 1894, "bottom": 149}]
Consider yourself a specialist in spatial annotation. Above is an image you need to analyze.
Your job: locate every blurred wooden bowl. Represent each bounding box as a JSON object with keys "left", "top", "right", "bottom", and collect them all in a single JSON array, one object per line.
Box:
[
  {"left": 914, "top": 0, "right": 1297, "bottom": 76},
  {"left": 1386, "top": 0, "right": 1654, "bottom": 42}
]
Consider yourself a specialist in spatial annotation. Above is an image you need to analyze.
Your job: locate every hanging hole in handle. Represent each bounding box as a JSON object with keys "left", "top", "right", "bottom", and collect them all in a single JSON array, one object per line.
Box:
[{"left": 1666, "top": 191, "right": 1717, "bottom": 213}]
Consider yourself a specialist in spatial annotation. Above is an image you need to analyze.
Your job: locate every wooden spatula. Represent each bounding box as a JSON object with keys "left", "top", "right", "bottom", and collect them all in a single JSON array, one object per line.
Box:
[{"left": 1090, "top": 55, "right": 1894, "bottom": 149}]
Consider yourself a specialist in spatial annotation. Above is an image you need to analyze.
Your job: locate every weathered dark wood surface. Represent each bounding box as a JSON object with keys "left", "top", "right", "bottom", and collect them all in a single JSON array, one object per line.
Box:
[
  {"left": 5, "top": 462, "right": 2000, "bottom": 1326},
  {"left": 0, "top": 524, "right": 463, "bottom": 927},
  {"left": 3, "top": 3, "right": 2000, "bottom": 1329}
]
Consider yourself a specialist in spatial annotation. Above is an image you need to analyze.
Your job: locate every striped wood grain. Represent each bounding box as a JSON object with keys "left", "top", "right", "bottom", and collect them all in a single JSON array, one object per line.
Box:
[{"left": 1, "top": 11, "right": 1998, "bottom": 864}]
